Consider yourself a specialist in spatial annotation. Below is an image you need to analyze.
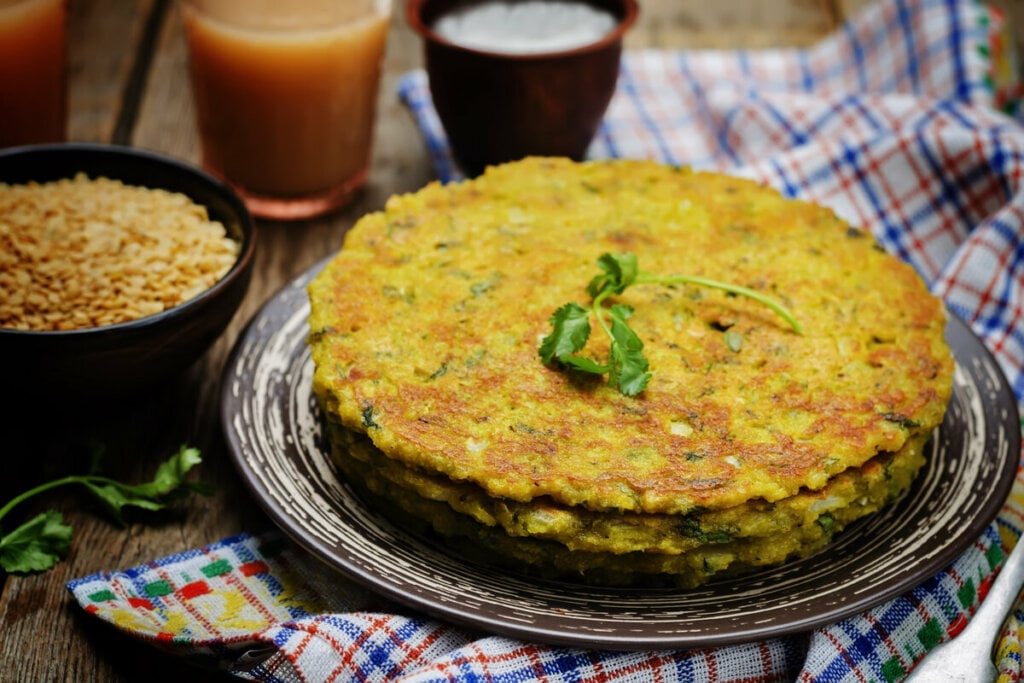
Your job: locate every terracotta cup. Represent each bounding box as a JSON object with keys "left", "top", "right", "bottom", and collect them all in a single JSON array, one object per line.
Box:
[{"left": 408, "top": 0, "right": 638, "bottom": 177}]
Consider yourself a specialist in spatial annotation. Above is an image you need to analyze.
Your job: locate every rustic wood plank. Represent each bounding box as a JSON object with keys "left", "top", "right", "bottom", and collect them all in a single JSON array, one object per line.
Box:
[
  {"left": 131, "top": 0, "right": 196, "bottom": 163},
  {"left": 626, "top": 0, "right": 841, "bottom": 48},
  {"left": 65, "top": 0, "right": 156, "bottom": 142}
]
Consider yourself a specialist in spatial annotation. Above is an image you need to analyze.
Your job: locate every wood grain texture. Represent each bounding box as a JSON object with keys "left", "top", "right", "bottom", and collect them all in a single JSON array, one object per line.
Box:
[
  {"left": 2, "top": 0, "right": 1014, "bottom": 680},
  {"left": 66, "top": 0, "right": 157, "bottom": 142},
  {"left": 627, "top": 0, "right": 842, "bottom": 48}
]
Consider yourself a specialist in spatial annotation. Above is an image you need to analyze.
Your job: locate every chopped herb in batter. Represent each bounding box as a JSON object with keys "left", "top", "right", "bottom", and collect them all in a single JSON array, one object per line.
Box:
[{"left": 539, "top": 253, "right": 802, "bottom": 396}]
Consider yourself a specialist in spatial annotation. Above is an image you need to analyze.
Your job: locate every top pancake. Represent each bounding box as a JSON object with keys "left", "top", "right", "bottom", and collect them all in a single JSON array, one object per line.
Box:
[{"left": 308, "top": 158, "right": 953, "bottom": 515}]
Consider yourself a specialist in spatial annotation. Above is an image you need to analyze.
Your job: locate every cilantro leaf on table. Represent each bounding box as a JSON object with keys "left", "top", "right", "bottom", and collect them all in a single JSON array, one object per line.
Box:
[
  {"left": 539, "top": 253, "right": 802, "bottom": 396},
  {"left": 0, "top": 511, "right": 72, "bottom": 574},
  {"left": 0, "top": 445, "right": 206, "bottom": 574}
]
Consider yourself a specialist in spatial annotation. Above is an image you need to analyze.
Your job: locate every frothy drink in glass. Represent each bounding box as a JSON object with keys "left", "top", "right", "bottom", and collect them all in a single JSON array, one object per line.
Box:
[{"left": 182, "top": 0, "right": 390, "bottom": 220}]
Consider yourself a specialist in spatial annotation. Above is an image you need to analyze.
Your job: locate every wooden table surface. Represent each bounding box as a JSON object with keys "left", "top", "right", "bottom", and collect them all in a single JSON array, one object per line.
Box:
[{"left": 1, "top": 0, "right": 1017, "bottom": 680}]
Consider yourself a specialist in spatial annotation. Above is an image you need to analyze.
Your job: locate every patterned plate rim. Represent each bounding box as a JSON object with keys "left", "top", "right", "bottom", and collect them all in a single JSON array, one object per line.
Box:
[{"left": 221, "top": 261, "right": 1020, "bottom": 650}]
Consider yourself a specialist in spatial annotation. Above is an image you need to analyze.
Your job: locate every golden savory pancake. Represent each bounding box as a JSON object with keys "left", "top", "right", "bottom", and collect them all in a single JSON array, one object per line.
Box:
[
  {"left": 328, "top": 422, "right": 929, "bottom": 587},
  {"left": 329, "top": 422, "right": 928, "bottom": 556},
  {"left": 308, "top": 157, "right": 952, "bottom": 519}
]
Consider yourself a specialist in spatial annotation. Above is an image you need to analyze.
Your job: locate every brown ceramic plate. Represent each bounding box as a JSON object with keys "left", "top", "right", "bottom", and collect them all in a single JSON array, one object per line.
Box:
[{"left": 221, "top": 260, "right": 1019, "bottom": 650}]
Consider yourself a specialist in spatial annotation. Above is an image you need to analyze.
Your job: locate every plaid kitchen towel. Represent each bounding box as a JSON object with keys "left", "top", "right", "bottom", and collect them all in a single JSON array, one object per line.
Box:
[{"left": 70, "top": 0, "right": 1024, "bottom": 681}]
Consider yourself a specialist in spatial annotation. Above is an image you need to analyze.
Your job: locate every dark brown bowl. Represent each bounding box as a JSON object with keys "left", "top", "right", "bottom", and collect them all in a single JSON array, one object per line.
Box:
[
  {"left": 0, "top": 143, "right": 256, "bottom": 400},
  {"left": 408, "top": 0, "right": 637, "bottom": 177}
]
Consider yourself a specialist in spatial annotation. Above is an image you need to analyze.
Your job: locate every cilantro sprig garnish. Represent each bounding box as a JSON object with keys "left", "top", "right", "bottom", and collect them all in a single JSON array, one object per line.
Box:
[
  {"left": 0, "top": 445, "right": 207, "bottom": 574},
  {"left": 539, "top": 253, "right": 802, "bottom": 396}
]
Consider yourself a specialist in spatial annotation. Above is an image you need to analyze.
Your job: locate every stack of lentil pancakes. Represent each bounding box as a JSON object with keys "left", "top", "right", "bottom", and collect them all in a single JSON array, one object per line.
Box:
[{"left": 307, "top": 158, "right": 953, "bottom": 587}]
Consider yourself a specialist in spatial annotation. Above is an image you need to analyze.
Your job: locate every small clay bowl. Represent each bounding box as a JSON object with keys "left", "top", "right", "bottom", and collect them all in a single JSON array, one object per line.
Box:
[
  {"left": 0, "top": 143, "right": 255, "bottom": 400},
  {"left": 408, "top": 0, "right": 638, "bottom": 177}
]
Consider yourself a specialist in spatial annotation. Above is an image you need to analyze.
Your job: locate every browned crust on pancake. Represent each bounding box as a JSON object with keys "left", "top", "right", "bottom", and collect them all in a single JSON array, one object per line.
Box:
[{"left": 308, "top": 158, "right": 953, "bottom": 514}]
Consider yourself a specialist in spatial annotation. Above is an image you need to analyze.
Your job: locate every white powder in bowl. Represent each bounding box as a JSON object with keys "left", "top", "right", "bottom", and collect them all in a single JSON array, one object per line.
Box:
[{"left": 432, "top": 0, "right": 617, "bottom": 54}]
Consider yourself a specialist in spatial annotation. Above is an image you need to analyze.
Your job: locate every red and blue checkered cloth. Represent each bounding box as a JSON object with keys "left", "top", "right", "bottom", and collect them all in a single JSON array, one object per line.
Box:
[{"left": 70, "top": 0, "right": 1024, "bottom": 680}]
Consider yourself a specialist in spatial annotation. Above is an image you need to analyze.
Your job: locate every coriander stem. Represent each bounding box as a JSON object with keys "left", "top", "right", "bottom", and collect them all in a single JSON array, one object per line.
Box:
[
  {"left": 592, "top": 288, "right": 615, "bottom": 340},
  {"left": 637, "top": 272, "right": 803, "bottom": 334},
  {"left": 0, "top": 477, "right": 79, "bottom": 524},
  {"left": 0, "top": 474, "right": 118, "bottom": 524}
]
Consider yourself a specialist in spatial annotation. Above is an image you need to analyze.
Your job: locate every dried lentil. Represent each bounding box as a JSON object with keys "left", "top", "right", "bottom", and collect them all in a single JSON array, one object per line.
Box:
[{"left": 0, "top": 174, "right": 239, "bottom": 331}]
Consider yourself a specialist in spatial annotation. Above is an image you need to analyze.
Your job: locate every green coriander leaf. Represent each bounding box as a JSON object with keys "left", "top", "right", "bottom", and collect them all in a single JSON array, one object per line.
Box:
[
  {"left": 606, "top": 304, "right": 651, "bottom": 396},
  {"left": 0, "top": 511, "right": 72, "bottom": 573},
  {"left": 560, "top": 355, "right": 610, "bottom": 374},
  {"left": 82, "top": 445, "right": 204, "bottom": 522},
  {"left": 133, "top": 445, "right": 203, "bottom": 499},
  {"left": 586, "top": 253, "right": 639, "bottom": 297},
  {"left": 539, "top": 302, "right": 592, "bottom": 364},
  {"left": 0, "top": 445, "right": 207, "bottom": 574},
  {"left": 538, "top": 252, "right": 800, "bottom": 396},
  {"left": 99, "top": 445, "right": 203, "bottom": 500},
  {"left": 84, "top": 482, "right": 167, "bottom": 525},
  {"left": 608, "top": 302, "right": 634, "bottom": 322}
]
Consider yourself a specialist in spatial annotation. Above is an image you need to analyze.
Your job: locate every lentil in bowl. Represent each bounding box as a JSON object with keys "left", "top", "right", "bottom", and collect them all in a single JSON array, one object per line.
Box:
[{"left": 0, "top": 143, "right": 255, "bottom": 399}]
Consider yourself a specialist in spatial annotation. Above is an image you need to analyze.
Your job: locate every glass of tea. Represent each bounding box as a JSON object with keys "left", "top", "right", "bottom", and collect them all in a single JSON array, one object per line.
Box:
[
  {"left": 181, "top": 0, "right": 391, "bottom": 221},
  {"left": 0, "top": 0, "right": 67, "bottom": 149}
]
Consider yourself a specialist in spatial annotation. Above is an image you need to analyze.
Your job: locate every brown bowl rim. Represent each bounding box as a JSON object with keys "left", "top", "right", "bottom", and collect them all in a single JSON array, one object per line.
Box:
[
  {"left": 406, "top": 0, "right": 639, "bottom": 61},
  {"left": 0, "top": 142, "right": 256, "bottom": 339}
]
